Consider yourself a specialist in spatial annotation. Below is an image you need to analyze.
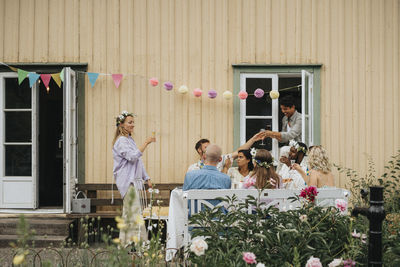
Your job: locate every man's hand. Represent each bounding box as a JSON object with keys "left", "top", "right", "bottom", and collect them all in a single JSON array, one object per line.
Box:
[{"left": 251, "top": 132, "right": 266, "bottom": 141}]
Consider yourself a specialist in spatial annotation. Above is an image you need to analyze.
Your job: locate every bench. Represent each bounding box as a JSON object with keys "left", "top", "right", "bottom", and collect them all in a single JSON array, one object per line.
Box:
[
  {"left": 182, "top": 188, "right": 350, "bottom": 247},
  {"left": 75, "top": 183, "right": 182, "bottom": 214}
]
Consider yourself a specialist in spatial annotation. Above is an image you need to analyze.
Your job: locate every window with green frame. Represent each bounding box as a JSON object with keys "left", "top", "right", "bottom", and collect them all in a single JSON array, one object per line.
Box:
[{"left": 233, "top": 64, "right": 321, "bottom": 159}]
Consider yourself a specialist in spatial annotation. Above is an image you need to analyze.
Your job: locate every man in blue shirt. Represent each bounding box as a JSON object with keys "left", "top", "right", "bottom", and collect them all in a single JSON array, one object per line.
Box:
[{"left": 183, "top": 144, "right": 231, "bottom": 190}]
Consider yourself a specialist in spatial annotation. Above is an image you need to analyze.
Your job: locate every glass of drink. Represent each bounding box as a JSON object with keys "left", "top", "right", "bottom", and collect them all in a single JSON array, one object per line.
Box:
[{"left": 259, "top": 129, "right": 266, "bottom": 146}]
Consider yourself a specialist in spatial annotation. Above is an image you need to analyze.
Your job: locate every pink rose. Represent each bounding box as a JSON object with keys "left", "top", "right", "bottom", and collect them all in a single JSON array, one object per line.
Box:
[
  {"left": 243, "top": 177, "right": 256, "bottom": 189},
  {"left": 305, "top": 256, "right": 322, "bottom": 267},
  {"left": 335, "top": 199, "right": 347, "bottom": 212},
  {"left": 242, "top": 252, "right": 257, "bottom": 264}
]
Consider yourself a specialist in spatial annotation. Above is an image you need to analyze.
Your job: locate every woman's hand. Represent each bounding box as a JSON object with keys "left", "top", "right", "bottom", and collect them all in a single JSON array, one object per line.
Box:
[
  {"left": 147, "top": 180, "right": 153, "bottom": 188},
  {"left": 222, "top": 158, "right": 231, "bottom": 174},
  {"left": 292, "top": 163, "right": 302, "bottom": 172},
  {"left": 145, "top": 136, "right": 156, "bottom": 144}
]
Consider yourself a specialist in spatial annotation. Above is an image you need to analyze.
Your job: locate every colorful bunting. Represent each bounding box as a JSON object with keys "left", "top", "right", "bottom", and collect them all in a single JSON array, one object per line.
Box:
[
  {"left": 112, "top": 74, "right": 123, "bottom": 88},
  {"left": 40, "top": 74, "right": 51, "bottom": 88},
  {"left": 9, "top": 66, "right": 17, "bottom": 72},
  {"left": 28, "top": 72, "right": 40, "bottom": 88},
  {"left": 18, "top": 69, "right": 29, "bottom": 85},
  {"left": 51, "top": 73, "right": 62, "bottom": 87},
  {"left": 87, "top": 72, "right": 99, "bottom": 88},
  {"left": 60, "top": 68, "right": 65, "bottom": 82}
]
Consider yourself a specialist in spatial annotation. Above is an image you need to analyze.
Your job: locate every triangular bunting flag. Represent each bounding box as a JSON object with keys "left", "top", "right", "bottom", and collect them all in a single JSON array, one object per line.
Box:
[
  {"left": 112, "top": 74, "right": 123, "bottom": 88},
  {"left": 87, "top": 72, "right": 99, "bottom": 88},
  {"left": 28, "top": 72, "right": 40, "bottom": 88},
  {"left": 9, "top": 66, "right": 17, "bottom": 72},
  {"left": 18, "top": 69, "right": 29, "bottom": 85},
  {"left": 40, "top": 74, "right": 51, "bottom": 88},
  {"left": 51, "top": 73, "right": 62, "bottom": 87},
  {"left": 60, "top": 68, "right": 65, "bottom": 82}
]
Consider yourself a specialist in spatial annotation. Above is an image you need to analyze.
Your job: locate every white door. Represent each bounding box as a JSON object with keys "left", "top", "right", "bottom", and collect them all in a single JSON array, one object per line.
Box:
[
  {"left": 240, "top": 73, "right": 279, "bottom": 160},
  {"left": 63, "top": 67, "right": 77, "bottom": 213},
  {"left": 0, "top": 73, "right": 38, "bottom": 208},
  {"left": 301, "top": 70, "right": 314, "bottom": 146}
]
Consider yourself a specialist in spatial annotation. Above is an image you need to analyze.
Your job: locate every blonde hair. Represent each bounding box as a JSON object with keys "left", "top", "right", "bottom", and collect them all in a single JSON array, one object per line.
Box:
[
  {"left": 308, "top": 146, "right": 332, "bottom": 173},
  {"left": 112, "top": 115, "right": 133, "bottom": 145}
]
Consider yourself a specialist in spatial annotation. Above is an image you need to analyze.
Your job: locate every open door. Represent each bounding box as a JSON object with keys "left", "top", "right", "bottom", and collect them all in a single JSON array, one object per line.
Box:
[
  {"left": 301, "top": 70, "right": 314, "bottom": 146},
  {"left": 63, "top": 67, "right": 77, "bottom": 213},
  {"left": 0, "top": 73, "right": 38, "bottom": 209}
]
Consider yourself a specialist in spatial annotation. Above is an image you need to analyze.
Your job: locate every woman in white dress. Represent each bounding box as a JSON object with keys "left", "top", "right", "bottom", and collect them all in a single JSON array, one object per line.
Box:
[{"left": 223, "top": 150, "right": 253, "bottom": 188}]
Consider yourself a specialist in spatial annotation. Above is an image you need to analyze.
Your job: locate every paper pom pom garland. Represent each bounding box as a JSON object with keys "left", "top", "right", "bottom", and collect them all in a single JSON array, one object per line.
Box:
[
  {"left": 222, "top": 90, "right": 232, "bottom": 100},
  {"left": 193, "top": 88, "right": 203, "bottom": 97},
  {"left": 208, "top": 89, "right": 217, "bottom": 99},
  {"left": 269, "top": 90, "right": 280, "bottom": 99},
  {"left": 238, "top": 91, "right": 248, "bottom": 100},
  {"left": 149, "top": 77, "right": 159, "bottom": 86},
  {"left": 254, "top": 88, "right": 264, "bottom": 98},
  {"left": 178, "top": 85, "right": 189, "bottom": 94},
  {"left": 163, "top": 81, "right": 173, "bottom": 91}
]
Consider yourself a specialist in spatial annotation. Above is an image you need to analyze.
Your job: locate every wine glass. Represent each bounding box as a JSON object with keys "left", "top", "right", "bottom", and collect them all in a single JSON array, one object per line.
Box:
[{"left": 259, "top": 129, "right": 266, "bottom": 146}]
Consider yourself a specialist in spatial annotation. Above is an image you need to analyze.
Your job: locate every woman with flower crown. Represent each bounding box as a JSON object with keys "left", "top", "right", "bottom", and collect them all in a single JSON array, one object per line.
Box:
[
  {"left": 112, "top": 111, "right": 156, "bottom": 244},
  {"left": 242, "top": 149, "right": 281, "bottom": 189}
]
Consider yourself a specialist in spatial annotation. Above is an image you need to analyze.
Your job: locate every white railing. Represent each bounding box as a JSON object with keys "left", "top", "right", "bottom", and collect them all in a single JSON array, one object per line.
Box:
[{"left": 182, "top": 188, "right": 350, "bottom": 247}]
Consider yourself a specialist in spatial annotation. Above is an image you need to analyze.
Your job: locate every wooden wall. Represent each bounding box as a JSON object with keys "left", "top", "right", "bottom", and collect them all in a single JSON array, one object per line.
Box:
[{"left": 0, "top": 0, "right": 399, "bottom": 187}]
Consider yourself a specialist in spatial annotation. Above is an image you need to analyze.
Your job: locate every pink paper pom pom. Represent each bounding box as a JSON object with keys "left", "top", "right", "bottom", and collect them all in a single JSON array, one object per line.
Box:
[
  {"left": 163, "top": 81, "right": 173, "bottom": 91},
  {"left": 238, "top": 91, "right": 248, "bottom": 100},
  {"left": 149, "top": 77, "right": 159, "bottom": 86},
  {"left": 193, "top": 88, "right": 203, "bottom": 97},
  {"left": 208, "top": 89, "right": 217, "bottom": 99},
  {"left": 254, "top": 88, "right": 264, "bottom": 98}
]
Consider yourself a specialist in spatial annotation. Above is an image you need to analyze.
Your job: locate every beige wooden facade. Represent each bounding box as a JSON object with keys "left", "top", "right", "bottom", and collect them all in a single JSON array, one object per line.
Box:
[{"left": 0, "top": 0, "right": 399, "bottom": 187}]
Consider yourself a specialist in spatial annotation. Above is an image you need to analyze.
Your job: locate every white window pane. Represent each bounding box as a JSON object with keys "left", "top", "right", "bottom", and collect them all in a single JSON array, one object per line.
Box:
[
  {"left": 5, "top": 111, "right": 32, "bottom": 142},
  {"left": 246, "top": 78, "right": 272, "bottom": 116},
  {"left": 5, "top": 78, "right": 31, "bottom": 109},
  {"left": 5, "top": 145, "right": 32, "bottom": 176}
]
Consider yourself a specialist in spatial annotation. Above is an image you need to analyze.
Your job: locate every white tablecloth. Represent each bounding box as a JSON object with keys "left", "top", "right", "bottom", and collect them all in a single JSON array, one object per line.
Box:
[{"left": 165, "top": 188, "right": 185, "bottom": 261}]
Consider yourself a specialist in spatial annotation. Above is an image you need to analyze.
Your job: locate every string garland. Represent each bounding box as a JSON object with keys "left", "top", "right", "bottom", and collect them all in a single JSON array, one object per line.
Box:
[{"left": 0, "top": 61, "right": 300, "bottom": 100}]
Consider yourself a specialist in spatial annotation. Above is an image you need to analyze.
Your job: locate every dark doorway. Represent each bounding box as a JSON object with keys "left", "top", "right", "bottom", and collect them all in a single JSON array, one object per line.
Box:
[{"left": 38, "top": 79, "right": 63, "bottom": 207}]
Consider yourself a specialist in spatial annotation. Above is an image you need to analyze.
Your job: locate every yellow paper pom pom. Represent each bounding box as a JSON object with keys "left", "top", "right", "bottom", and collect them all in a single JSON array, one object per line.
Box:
[
  {"left": 223, "top": 91, "right": 233, "bottom": 100},
  {"left": 269, "top": 90, "right": 280, "bottom": 99},
  {"left": 178, "top": 85, "right": 189, "bottom": 94}
]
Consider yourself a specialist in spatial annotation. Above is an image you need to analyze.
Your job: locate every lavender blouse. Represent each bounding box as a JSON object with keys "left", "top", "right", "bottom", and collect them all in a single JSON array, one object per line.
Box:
[{"left": 112, "top": 136, "right": 150, "bottom": 198}]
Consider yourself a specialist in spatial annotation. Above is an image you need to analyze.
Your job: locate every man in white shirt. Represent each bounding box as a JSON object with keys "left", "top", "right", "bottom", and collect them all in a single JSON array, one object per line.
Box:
[{"left": 187, "top": 132, "right": 264, "bottom": 173}]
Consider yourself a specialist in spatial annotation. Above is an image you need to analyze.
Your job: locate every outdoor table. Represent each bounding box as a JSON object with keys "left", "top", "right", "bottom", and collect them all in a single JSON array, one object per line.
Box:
[{"left": 165, "top": 188, "right": 185, "bottom": 261}]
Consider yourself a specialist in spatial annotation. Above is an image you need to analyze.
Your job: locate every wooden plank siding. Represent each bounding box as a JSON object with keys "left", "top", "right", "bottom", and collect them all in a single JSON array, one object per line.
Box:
[{"left": 0, "top": 0, "right": 399, "bottom": 187}]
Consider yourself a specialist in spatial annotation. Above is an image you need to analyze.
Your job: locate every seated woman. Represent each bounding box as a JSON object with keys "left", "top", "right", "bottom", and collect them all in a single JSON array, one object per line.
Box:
[
  {"left": 223, "top": 149, "right": 253, "bottom": 188},
  {"left": 292, "top": 146, "right": 335, "bottom": 188},
  {"left": 242, "top": 149, "right": 281, "bottom": 189}
]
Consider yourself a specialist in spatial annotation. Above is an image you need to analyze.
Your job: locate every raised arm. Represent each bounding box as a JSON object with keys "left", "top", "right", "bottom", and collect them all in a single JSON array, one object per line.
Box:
[
  {"left": 231, "top": 132, "right": 265, "bottom": 159},
  {"left": 292, "top": 163, "right": 309, "bottom": 184},
  {"left": 138, "top": 136, "right": 156, "bottom": 153}
]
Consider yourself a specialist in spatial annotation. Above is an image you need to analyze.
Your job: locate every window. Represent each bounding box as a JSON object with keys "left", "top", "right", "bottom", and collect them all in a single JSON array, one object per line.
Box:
[{"left": 233, "top": 65, "right": 321, "bottom": 159}]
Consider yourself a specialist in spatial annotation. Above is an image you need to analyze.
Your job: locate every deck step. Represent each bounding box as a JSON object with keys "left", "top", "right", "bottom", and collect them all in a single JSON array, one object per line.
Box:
[{"left": 0, "top": 234, "right": 67, "bottom": 248}]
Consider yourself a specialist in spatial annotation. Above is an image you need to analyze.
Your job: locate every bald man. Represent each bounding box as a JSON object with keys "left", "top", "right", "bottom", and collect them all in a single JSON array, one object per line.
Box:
[{"left": 183, "top": 144, "right": 231, "bottom": 190}]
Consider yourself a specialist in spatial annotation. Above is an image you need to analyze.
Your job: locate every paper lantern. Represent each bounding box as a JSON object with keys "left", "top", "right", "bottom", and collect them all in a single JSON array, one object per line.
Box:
[
  {"left": 163, "top": 81, "right": 173, "bottom": 91},
  {"left": 269, "top": 90, "right": 280, "bottom": 99},
  {"left": 254, "top": 88, "right": 264, "bottom": 98},
  {"left": 149, "top": 77, "right": 159, "bottom": 86},
  {"left": 178, "top": 85, "right": 189, "bottom": 94},
  {"left": 208, "top": 89, "right": 217, "bottom": 99},
  {"left": 193, "top": 88, "right": 202, "bottom": 97},
  {"left": 222, "top": 90, "right": 233, "bottom": 100},
  {"left": 238, "top": 91, "right": 248, "bottom": 100}
]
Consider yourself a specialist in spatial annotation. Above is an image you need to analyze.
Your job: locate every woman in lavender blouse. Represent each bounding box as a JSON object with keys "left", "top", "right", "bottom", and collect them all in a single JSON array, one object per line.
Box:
[{"left": 112, "top": 111, "right": 155, "bottom": 244}]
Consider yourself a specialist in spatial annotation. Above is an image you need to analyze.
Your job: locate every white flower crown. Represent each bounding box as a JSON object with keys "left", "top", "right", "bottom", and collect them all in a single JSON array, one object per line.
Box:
[
  {"left": 250, "top": 147, "right": 275, "bottom": 169},
  {"left": 115, "top": 110, "right": 136, "bottom": 126},
  {"left": 289, "top": 140, "right": 307, "bottom": 154}
]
